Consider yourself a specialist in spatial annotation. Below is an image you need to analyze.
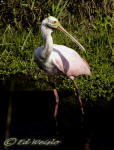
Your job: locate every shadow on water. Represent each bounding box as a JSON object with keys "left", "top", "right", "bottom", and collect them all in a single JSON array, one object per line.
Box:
[{"left": 0, "top": 75, "right": 114, "bottom": 150}]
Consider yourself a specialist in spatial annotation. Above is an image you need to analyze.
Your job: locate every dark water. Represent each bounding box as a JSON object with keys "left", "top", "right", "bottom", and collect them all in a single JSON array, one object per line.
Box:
[{"left": 0, "top": 90, "right": 114, "bottom": 150}]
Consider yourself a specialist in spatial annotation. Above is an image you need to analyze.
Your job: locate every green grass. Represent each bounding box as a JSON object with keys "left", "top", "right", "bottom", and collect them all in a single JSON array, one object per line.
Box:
[{"left": 0, "top": 1, "right": 113, "bottom": 101}]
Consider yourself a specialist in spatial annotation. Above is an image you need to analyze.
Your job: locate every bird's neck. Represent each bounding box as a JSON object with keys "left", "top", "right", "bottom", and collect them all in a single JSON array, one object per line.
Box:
[{"left": 41, "top": 25, "right": 53, "bottom": 59}]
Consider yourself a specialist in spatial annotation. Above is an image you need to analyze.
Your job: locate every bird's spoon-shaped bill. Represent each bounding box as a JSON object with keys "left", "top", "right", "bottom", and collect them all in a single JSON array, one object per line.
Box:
[{"left": 57, "top": 25, "right": 86, "bottom": 53}]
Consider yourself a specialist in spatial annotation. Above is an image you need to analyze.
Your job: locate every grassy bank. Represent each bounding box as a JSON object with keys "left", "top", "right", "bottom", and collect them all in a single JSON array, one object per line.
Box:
[{"left": 0, "top": 1, "right": 113, "bottom": 101}]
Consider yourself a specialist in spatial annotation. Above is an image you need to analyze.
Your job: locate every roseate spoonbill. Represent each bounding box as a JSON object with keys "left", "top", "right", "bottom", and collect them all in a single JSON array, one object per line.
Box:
[{"left": 34, "top": 16, "right": 91, "bottom": 122}]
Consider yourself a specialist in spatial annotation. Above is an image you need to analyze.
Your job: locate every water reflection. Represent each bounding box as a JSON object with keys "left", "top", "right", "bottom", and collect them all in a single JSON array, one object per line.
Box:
[{"left": 0, "top": 89, "right": 114, "bottom": 150}]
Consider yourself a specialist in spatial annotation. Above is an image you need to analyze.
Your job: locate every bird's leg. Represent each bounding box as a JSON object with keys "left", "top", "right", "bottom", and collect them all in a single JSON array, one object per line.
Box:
[
  {"left": 73, "top": 80, "right": 84, "bottom": 115},
  {"left": 48, "top": 75, "right": 59, "bottom": 126},
  {"left": 53, "top": 88, "right": 59, "bottom": 120},
  {"left": 52, "top": 83, "right": 59, "bottom": 126},
  {"left": 53, "top": 87, "right": 60, "bottom": 137}
]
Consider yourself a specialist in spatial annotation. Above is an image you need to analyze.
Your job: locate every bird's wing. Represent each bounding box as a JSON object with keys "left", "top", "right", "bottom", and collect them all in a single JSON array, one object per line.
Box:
[{"left": 51, "top": 44, "right": 91, "bottom": 78}]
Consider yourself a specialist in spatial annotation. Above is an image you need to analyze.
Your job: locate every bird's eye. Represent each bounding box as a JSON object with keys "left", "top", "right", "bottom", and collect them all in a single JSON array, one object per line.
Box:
[{"left": 53, "top": 21, "right": 57, "bottom": 24}]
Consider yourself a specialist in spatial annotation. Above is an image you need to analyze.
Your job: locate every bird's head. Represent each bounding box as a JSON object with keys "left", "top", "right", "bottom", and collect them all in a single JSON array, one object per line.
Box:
[
  {"left": 46, "top": 16, "right": 60, "bottom": 29},
  {"left": 42, "top": 16, "right": 86, "bottom": 52}
]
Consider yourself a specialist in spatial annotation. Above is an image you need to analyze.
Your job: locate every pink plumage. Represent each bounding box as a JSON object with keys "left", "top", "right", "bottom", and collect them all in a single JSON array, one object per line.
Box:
[{"left": 51, "top": 44, "right": 91, "bottom": 80}]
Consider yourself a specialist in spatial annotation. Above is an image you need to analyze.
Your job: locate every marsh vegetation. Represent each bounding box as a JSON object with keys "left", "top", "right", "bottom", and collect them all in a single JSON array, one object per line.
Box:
[{"left": 0, "top": 0, "right": 113, "bottom": 101}]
